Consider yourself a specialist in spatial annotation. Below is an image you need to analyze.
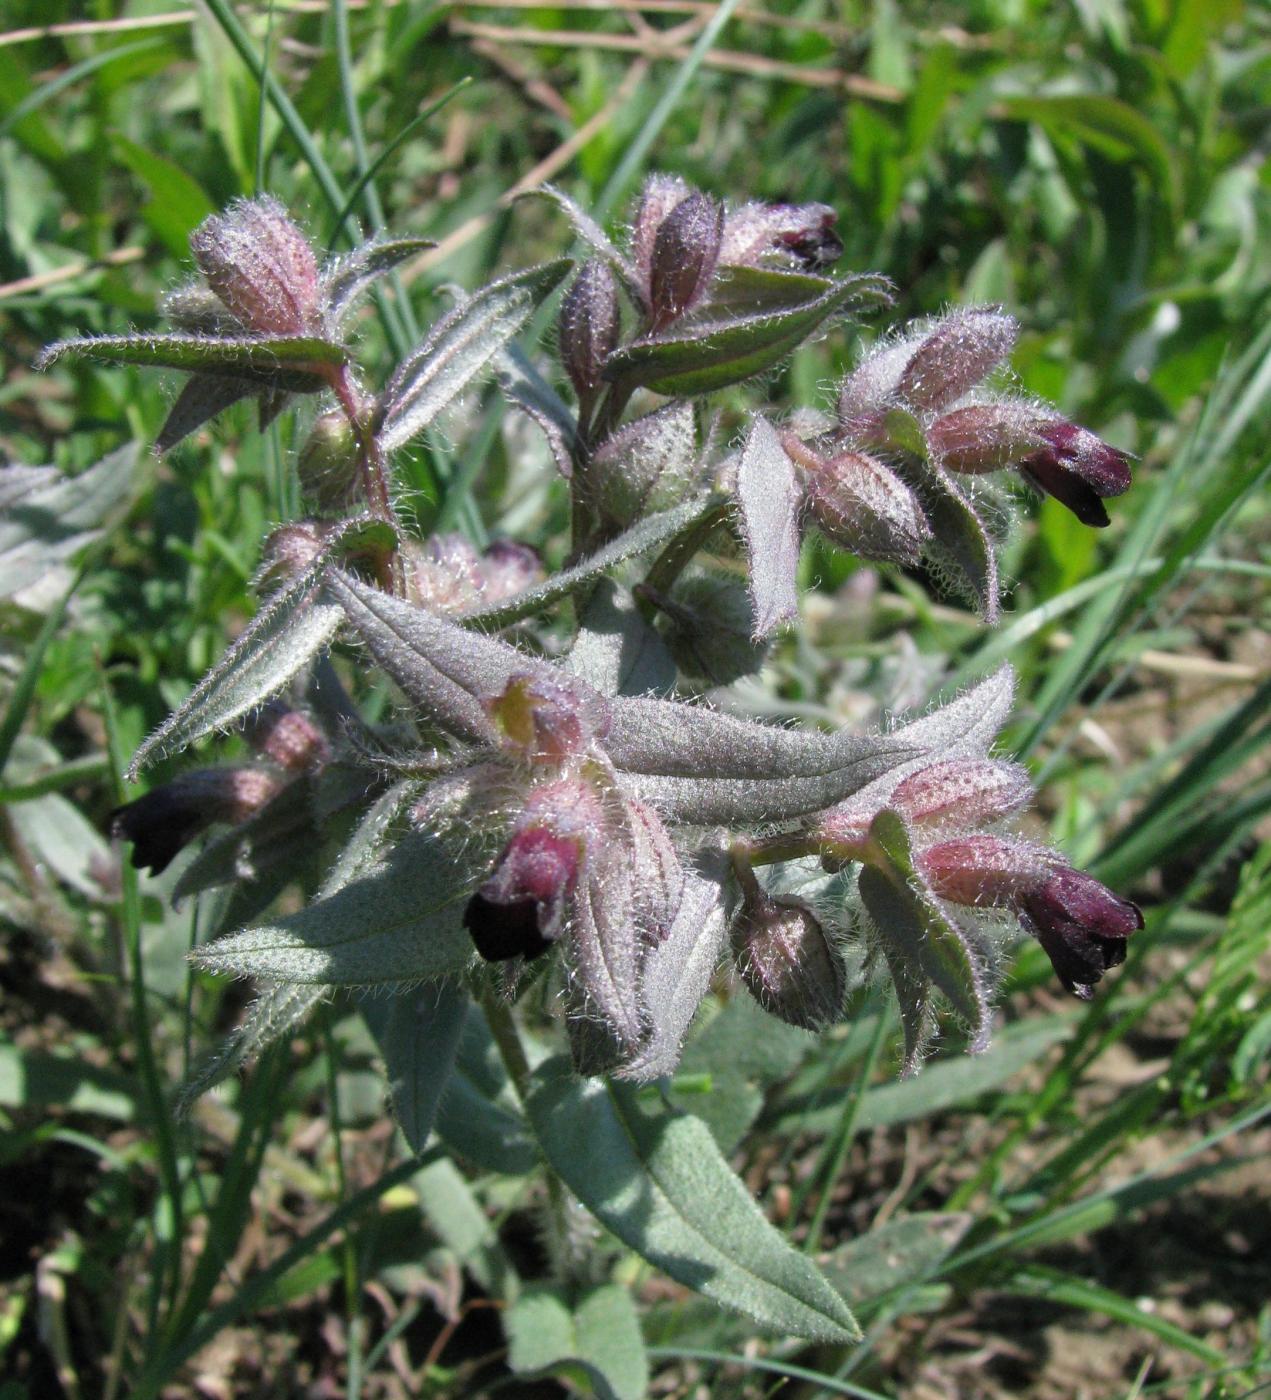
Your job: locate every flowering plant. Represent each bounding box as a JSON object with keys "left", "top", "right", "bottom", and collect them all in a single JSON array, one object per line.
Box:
[{"left": 38, "top": 181, "right": 1141, "bottom": 1340}]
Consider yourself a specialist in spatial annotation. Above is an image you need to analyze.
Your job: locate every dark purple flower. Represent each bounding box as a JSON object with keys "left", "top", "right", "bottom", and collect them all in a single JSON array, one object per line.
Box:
[
  {"left": 111, "top": 768, "right": 279, "bottom": 875},
  {"left": 1020, "top": 867, "right": 1143, "bottom": 999},
  {"left": 464, "top": 824, "right": 584, "bottom": 962},
  {"left": 1018, "top": 421, "right": 1133, "bottom": 528}
]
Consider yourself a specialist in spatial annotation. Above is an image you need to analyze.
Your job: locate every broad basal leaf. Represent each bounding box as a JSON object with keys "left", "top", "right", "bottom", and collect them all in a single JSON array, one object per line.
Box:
[
  {"left": 602, "top": 273, "right": 890, "bottom": 397},
  {"left": 505, "top": 1284, "right": 648, "bottom": 1400},
  {"left": 379, "top": 259, "right": 571, "bottom": 453},
  {"left": 525, "top": 1057, "right": 860, "bottom": 1343}
]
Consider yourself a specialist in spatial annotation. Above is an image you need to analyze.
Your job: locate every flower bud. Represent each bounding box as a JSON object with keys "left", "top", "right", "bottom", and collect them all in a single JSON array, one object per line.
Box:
[
  {"left": 259, "top": 520, "right": 329, "bottom": 586},
  {"left": 889, "top": 759, "right": 1033, "bottom": 833},
  {"left": 111, "top": 767, "right": 280, "bottom": 875},
  {"left": 802, "top": 447, "right": 930, "bottom": 565},
  {"left": 732, "top": 890, "right": 846, "bottom": 1030},
  {"left": 244, "top": 701, "right": 330, "bottom": 771},
  {"left": 297, "top": 409, "right": 362, "bottom": 511},
  {"left": 631, "top": 173, "right": 691, "bottom": 306},
  {"left": 1020, "top": 867, "right": 1142, "bottom": 999},
  {"left": 1018, "top": 421, "right": 1132, "bottom": 528},
  {"left": 478, "top": 539, "right": 544, "bottom": 603},
  {"left": 559, "top": 259, "right": 619, "bottom": 400},
  {"left": 896, "top": 310, "right": 1018, "bottom": 412},
  {"left": 189, "top": 197, "right": 320, "bottom": 335},
  {"left": 486, "top": 673, "right": 610, "bottom": 761},
  {"left": 648, "top": 193, "right": 723, "bottom": 330},
  {"left": 587, "top": 401, "right": 696, "bottom": 527},
  {"left": 919, "top": 834, "right": 1055, "bottom": 907},
  {"left": 927, "top": 402, "right": 1048, "bottom": 475},
  {"left": 719, "top": 201, "right": 842, "bottom": 270},
  {"left": 463, "top": 777, "right": 605, "bottom": 961}
]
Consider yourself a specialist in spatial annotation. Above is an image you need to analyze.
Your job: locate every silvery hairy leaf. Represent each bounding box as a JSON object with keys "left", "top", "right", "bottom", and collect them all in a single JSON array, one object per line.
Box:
[
  {"left": 736, "top": 415, "right": 802, "bottom": 638},
  {"left": 0, "top": 443, "right": 136, "bottom": 602},
  {"left": 456, "top": 491, "right": 723, "bottom": 632},
  {"left": 891, "top": 665, "right": 1015, "bottom": 758},
  {"left": 321, "top": 236, "right": 435, "bottom": 329},
  {"left": 36, "top": 332, "right": 346, "bottom": 388},
  {"left": 602, "top": 273, "right": 891, "bottom": 397},
  {"left": 618, "top": 851, "right": 730, "bottom": 1082},
  {"left": 378, "top": 259, "right": 572, "bottom": 453},
  {"left": 434, "top": 1013, "right": 538, "bottom": 1175},
  {"left": 128, "top": 558, "right": 345, "bottom": 780},
  {"left": 193, "top": 830, "right": 477, "bottom": 986},
  {"left": 529, "top": 186, "right": 642, "bottom": 305},
  {"left": 904, "top": 458, "right": 1000, "bottom": 622},
  {"left": 702, "top": 264, "right": 839, "bottom": 315},
  {"left": 604, "top": 696, "right": 911, "bottom": 824},
  {"left": 568, "top": 579, "right": 676, "bottom": 699},
  {"left": 524, "top": 1057, "right": 861, "bottom": 1343},
  {"left": 496, "top": 344, "right": 580, "bottom": 479}
]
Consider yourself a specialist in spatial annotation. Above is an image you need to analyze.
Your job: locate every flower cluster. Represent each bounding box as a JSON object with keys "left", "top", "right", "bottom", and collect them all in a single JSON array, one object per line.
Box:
[{"left": 43, "top": 181, "right": 1143, "bottom": 1091}]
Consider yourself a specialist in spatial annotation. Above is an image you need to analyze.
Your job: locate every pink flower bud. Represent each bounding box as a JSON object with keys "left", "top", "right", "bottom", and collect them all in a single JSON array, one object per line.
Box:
[
  {"left": 1020, "top": 867, "right": 1142, "bottom": 999},
  {"left": 1018, "top": 420, "right": 1133, "bottom": 528},
  {"left": 244, "top": 702, "right": 330, "bottom": 771},
  {"left": 718, "top": 201, "right": 842, "bottom": 270},
  {"left": 802, "top": 446, "right": 930, "bottom": 565},
  {"left": 896, "top": 310, "right": 1018, "bottom": 412},
  {"left": 259, "top": 521, "right": 329, "bottom": 586},
  {"left": 927, "top": 402, "right": 1049, "bottom": 475},
  {"left": 463, "top": 777, "right": 605, "bottom": 961},
  {"left": 111, "top": 767, "right": 280, "bottom": 874},
  {"left": 559, "top": 259, "right": 620, "bottom": 399},
  {"left": 732, "top": 890, "right": 846, "bottom": 1030},
  {"left": 890, "top": 759, "right": 1033, "bottom": 832},
  {"left": 631, "top": 173, "right": 691, "bottom": 306},
  {"left": 189, "top": 197, "right": 321, "bottom": 335},
  {"left": 648, "top": 193, "right": 723, "bottom": 330},
  {"left": 486, "top": 673, "right": 610, "bottom": 761},
  {"left": 919, "top": 834, "right": 1055, "bottom": 907}
]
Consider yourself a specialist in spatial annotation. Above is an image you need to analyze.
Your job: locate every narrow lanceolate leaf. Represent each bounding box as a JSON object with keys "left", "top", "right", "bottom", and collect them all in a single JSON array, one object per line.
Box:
[
  {"left": 460, "top": 492, "right": 723, "bottom": 631},
  {"left": 606, "top": 696, "right": 911, "bottom": 823},
  {"left": 194, "top": 832, "right": 476, "bottom": 986},
  {"left": 603, "top": 273, "right": 891, "bottom": 397},
  {"left": 156, "top": 374, "right": 259, "bottom": 452},
  {"left": 360, "top": 981, "right": 469, "bottom": 1155},
  {"left": 736, "top": 416, "right": 802, "bottom": 638},
  {"left": 379, "top": 259, "right": 572, "bottom": 453},
  {"left": 892, "top": 665, "right": 1015, "bottom": 760},
  {"left": 505, "top": 1284, "right": 649, "bottom": 1400},
  {"left": 529, "top": 186, "right": 641, "bottom": 304},
  {"left": 525, "top": 1057, "right": 860, "bottom": 1343},
  {"left": 705, "top": 264, "right": 840, "bottom": 315},
  {"left": 128, "top": 567, "right": 343, "bottom": 779},
  {"left": 619, "top": 854, "right": 730, "bottom": 1082},
  {"left": 36, "top": 332, "right": 345, "bottom": 387},
  {"left": 496, "top": 344, "right": 580, "bottom": 478},
  {"left": 863, "top": 810, "right": 992, "bottom": 1054},
  {"left": 907, "top": 462, "right": 1000, "bottom": 622},
  {"left": 322, "top": 236, "right": 435, "bottom": 328}
]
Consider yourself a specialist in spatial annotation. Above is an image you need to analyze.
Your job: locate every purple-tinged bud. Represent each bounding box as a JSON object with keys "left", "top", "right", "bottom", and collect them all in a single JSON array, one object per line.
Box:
[
  {"left": 800, "top": 445, "right": 930, "bottom": 565},
  {"left": 463, "top": 777, "right": 605, "bottom": 961},
  {"left": 890, "top": 759, "right": 1033, "bottom": 833},
  {"left": 919, "top": 834, "right": 1056, "bottom": 907},
  {"left": 630, "top": 173, "right": 691, "bottom": 307},
  {"left": 927, "top": 402, "right": 1048, "bottom": 475},
  {"left": 648, "top": 193, "right": 723, "bottom": 331},
  {"left": 588, "top": 400, "right": 696, "bottom": 527},
  {"left": 486, "top": 673, "right": 610, "bottom": 761},
  {"left": 1018, "top": 421, "right": 1133, "bottom": 528},
  {"left": 297, "top": 409, "right": 362, "bottom": 511},
  {"left": 559, "top": 259, "right": 620, "bottom": 400},
  {"left": 111, "top": 767, "right": 280, "bottom": 875},
  {"left": 718, "top": 201, "right": 842, "bottom": 270},
  {"left": 896, "top": 310, "right": 1018, "bottom": 412},
  {"left": 1020, "top": 867, "right": 1143, "bottom": 999},
  {"left": 259, "top": 521, "right": 329, "bottom": 587},
  {"left": 731, "top": 890, "right": 846, "bottom": 1030},
  {"left": 244, "top": 701, "right": 330, "bottom": 771},
  {"left": 479, "top": 539, "right": 544, "bottom": 603},
  {"left": 189, "top": 197, "right": 320, "bottom": 335}
]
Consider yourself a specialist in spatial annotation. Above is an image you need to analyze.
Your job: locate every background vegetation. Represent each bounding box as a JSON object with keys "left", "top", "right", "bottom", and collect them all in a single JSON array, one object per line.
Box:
[{"left": 1, "top": 1, "right": 1268, "bottom": 1396}]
